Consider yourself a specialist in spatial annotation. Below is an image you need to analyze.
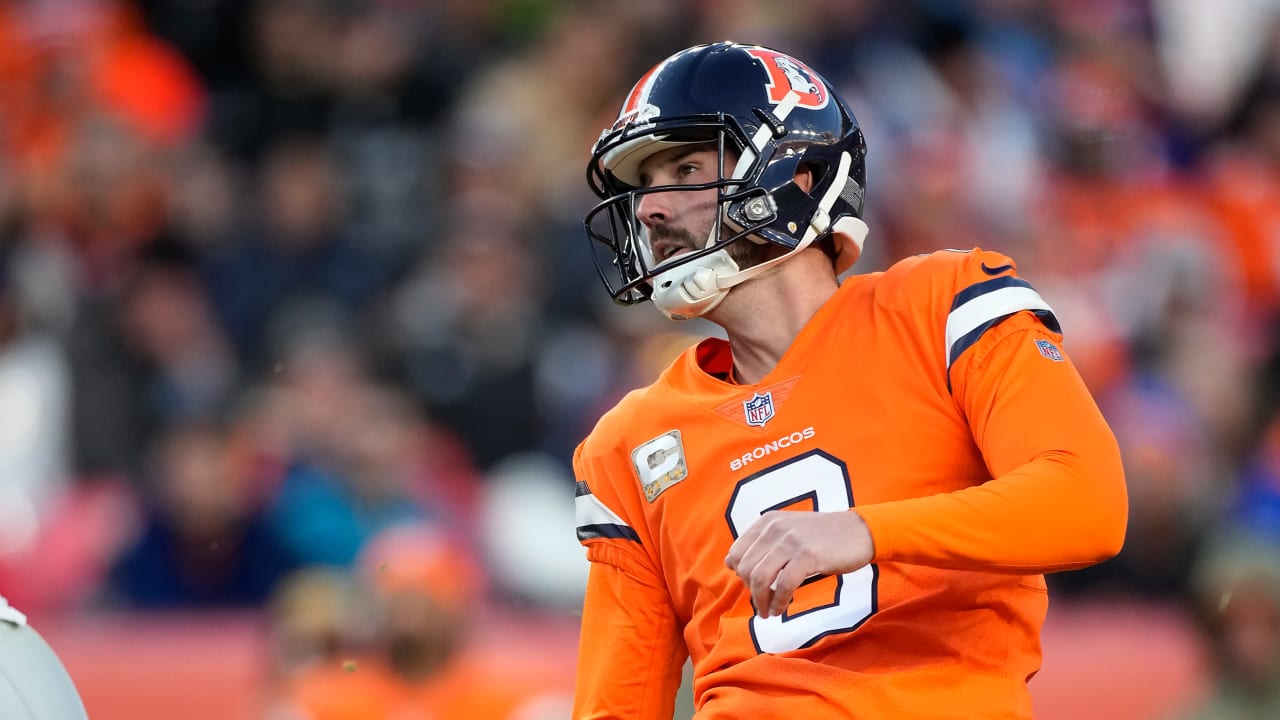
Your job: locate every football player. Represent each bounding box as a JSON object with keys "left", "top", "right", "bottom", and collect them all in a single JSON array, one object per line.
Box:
[
  {"left": 0, "top": 596, "right": 88, "bottom": 719},
  {"left": 573, "top": 41, "right": 1128, "bottom": 718}
]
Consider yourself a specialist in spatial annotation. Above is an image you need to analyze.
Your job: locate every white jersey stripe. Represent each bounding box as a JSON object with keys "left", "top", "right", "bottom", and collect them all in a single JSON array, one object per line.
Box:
[
  {"left": 946, "top": 286, "right": 1053, "bottom": 366},
  {"left": 575, "top": 493, "right": 630, "bottom": 532}
]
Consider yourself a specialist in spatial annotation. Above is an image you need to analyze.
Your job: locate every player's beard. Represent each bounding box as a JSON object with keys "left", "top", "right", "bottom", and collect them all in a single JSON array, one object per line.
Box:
[
  {"left": 647, "top": 221, "right": 770, "bottom": 273},
  {"left": 726, "top": 233, "right": 772, "bottom": 268}
]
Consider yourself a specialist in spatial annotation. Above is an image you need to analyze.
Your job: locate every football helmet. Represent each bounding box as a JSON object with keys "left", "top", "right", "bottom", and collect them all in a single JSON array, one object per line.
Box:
[{"left": 585, "top": 42, "right": 869, "bottom": 319}]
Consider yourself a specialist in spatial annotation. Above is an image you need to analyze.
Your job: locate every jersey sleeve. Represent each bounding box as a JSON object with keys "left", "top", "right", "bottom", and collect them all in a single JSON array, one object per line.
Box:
[
  {"left": 856, "top": 250, "right": 1127, "bottom": 572},
  {"left": 573, "top": 435, "right": 654, "bottom": 570},
  {"left": 572, "top": 439, "right": 687, "bottom": 719}
]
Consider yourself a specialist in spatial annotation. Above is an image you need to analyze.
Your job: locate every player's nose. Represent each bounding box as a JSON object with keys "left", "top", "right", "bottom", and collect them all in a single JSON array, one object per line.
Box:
[{"left": 636, "top": 190, "right": 672, "bottom": 229}]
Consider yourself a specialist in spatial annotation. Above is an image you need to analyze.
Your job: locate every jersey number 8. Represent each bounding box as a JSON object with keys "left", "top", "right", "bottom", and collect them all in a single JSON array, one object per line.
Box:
[{"left": 725, "top": 450, "right": 878, "bottom": 654}]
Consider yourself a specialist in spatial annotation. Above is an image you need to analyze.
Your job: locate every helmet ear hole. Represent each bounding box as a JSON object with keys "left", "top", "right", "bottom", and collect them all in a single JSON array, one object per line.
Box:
[{"left": 795, "top": 161, "right": 821, "bottom": 195}]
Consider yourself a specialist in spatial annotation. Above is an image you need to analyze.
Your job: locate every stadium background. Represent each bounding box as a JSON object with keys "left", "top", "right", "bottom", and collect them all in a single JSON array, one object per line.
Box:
[{"left": 0, "top": 0, "right": 1278, "bottom": 717}]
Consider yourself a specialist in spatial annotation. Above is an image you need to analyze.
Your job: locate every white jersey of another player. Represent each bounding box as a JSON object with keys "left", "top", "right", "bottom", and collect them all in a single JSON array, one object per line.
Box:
[{"left": 0, "top": 595, "right": 88, "bottom": 719}]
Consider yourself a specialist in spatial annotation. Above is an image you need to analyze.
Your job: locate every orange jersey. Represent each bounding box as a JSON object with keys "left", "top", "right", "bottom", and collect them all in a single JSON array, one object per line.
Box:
[{"left": 572, "top": 249, "right": 1127, "bottom": 719}]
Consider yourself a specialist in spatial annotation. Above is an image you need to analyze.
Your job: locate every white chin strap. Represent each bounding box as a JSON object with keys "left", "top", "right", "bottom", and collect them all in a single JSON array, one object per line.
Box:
[
  {"left": 650, "top": 150, "right": 869, "bottom": 321},
  {"left": 650, "top": 247, "right": 740, "bottom": 321}
]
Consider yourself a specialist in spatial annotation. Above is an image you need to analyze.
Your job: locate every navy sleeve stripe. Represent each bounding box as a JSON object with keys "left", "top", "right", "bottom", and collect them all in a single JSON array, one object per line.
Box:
[
  {"left": 946, "top": 280, "right": 1056, "bottom": 369},
  {"left": 575, "top": 486, "right": 641, "bottom": 545},
  {"left": 577, "top": 523, "right": 642, "bottom": 543},
  {"left": 949, "top": 275, "right": 1033, "bottom": 311},
  {"left": 948, "top": 313, "right": 1016, "bottom": 375},
  {"left": 948, "top": 309, "right": 1062, "bottom": 368}
]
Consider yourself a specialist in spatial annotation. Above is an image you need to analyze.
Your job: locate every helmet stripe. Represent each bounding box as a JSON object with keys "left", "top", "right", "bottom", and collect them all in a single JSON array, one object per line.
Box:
[{"left": 621, "top": 59, "right": 666, "bottom": 115}]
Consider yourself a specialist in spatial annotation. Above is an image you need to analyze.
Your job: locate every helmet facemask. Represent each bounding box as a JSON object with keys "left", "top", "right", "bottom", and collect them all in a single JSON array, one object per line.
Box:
[{"left": 585, "top": 117, "right": 787, "bottom": 319}]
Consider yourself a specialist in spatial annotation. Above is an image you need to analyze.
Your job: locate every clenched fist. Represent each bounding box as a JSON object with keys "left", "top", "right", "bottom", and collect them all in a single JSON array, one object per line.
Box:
[{"left": 725, "top": 510, "right": 875, "bottom": 618}]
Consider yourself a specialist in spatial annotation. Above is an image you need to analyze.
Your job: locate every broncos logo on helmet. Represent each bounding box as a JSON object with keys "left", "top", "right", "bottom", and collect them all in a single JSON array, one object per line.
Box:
[{"left": 743, "top": 47, "right": 829, "bottom": 110}]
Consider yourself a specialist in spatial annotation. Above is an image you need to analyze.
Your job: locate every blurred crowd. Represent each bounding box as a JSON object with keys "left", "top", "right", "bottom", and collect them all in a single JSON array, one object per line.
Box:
[{"left": 3, "top": 0, "right": 1280, "bottom": 716}]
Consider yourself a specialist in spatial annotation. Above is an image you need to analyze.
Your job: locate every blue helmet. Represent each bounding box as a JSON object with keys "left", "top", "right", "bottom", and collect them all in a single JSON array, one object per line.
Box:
[{"left": 585, "top": 42, "right": 869, "bottom": 319}]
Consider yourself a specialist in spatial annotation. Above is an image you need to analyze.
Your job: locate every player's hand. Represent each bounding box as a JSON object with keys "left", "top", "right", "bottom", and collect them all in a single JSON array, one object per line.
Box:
[{"left": 724, "top": 510, "right": 875, "bottom": 619}]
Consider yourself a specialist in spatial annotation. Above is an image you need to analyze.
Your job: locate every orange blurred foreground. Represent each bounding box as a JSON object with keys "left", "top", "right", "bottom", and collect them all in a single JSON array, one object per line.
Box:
[{"left": 40, "top": 600, "right": 1204, "bottom": 720}]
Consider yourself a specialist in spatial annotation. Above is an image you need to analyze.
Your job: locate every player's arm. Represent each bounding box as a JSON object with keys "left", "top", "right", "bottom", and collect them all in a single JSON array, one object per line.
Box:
[
  {"left": 858, "top": 310, "right": 1127, "bottom": 573},
  {"left": 573, "top": 451, "right": 686, "bottom": 720},
  {"left": 575, "top": 552, "right": 687, "bottom": 719},
  {"left": 728, "top": 252, "right": 1125, "bottom": 615}
]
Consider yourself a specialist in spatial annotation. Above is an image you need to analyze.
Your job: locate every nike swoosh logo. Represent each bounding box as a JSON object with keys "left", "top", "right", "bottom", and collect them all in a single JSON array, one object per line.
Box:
[{"left": 981, "top": 262, "right": 1014, "bottom": 276}]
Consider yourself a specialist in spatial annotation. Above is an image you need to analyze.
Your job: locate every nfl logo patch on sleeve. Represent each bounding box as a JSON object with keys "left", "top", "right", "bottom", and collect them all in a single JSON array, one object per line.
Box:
[{"left": 1035, "top": 338, "right": 1064, "bottom": 362}]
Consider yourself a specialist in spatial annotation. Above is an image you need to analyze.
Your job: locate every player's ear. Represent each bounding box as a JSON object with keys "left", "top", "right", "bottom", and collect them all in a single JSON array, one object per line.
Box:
[{"left": 795, "top": 163, "right": 814, "bottom": 193}]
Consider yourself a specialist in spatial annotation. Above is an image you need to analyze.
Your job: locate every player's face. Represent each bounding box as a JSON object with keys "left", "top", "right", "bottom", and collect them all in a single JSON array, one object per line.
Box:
[{"left": 634, "top": 143, "right": 736, "bottom": 267}]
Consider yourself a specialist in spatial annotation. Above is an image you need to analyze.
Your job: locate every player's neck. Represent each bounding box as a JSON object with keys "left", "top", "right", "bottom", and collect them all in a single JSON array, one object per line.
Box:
[{"left": 710, "top": 251, "right": 838, "bottom": 385}]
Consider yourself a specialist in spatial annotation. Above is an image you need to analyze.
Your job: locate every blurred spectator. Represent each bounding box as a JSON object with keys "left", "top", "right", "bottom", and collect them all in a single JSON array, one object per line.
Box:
[
  {"left": 0, "top": 244, "right": 133, "bottom": 618},
  {"left": 328, "top": 1, "right": 445, "bottom": 272},
  {"left": 69, "top": 238, "right": 238, "bottom": 478},
  {"left": 1, "top": 1, "right": 204, "bottom": 294},
  {"left": 110, "top": 418, "right": 295, "bottom": 609},
  {"left": 448, "top": 5, "right": 644, "bottom": 214},
  {"left": 165, "top": 141, "right": 244, "bottom": 253},
  {"left": 203, "top": 136, "right": 395, "bottom": 372},
  {"left": 0, "top": 248, "right": 71, "bottom": 556},
  {"left": 1210, "top": 16, "right": 1280, "bottom": 441},
  {"left": 346, "top": 383, "right": 485, "bottom": 537},
  {"left": 1177, "top": 529, "right": 1280, "bottom": 719},
  {"left": 1228, "top": 412, "right": 1280, "bottom": 538},
  {"left": 209, "top": 0, "right": 337, "bottom": 161},
  {"left": 264, "top": 330, "right": 467, "bottom": 568},
  {"left": 270, "top": 522, "right": 571, "bottom": 720},
  {"left": 480, "top": 453, "right": 587, "bottom": 610},
  {"left": 869, "top": 11, "right": 1042, "bottom": 259},
  {"left": 265, "top": 566, "right": 373, "bottom": 686},
  {"left": 388, "top": 197, "right": 547, "bottom": 470}
]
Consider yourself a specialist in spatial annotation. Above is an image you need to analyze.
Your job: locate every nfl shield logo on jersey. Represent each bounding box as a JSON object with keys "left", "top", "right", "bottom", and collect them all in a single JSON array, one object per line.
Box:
[
  {"left": 1035, "top": 338, "right": 1064, "bottom": 362},
  {"left": 743, "top": 392, "right": 775, "bottom": 427}
]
